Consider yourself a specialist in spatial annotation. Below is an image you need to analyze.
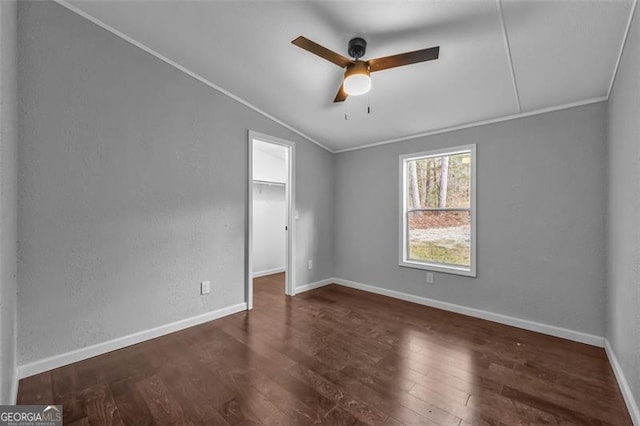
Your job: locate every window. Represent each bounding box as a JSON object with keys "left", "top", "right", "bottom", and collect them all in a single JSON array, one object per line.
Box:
[{"left": 399, "top": 145, "right": 476, "bottom": 276}]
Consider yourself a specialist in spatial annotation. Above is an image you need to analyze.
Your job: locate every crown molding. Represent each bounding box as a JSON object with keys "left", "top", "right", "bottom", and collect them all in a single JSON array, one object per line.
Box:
[
  {"left": 53, "top": 0, "right": 332, "bottom": 153},
  {"left": 53, "top": 1, "right": 628, "bottom": 155},
  {"left": 334, "top": 96, "right": 608, "bottom": 154}
]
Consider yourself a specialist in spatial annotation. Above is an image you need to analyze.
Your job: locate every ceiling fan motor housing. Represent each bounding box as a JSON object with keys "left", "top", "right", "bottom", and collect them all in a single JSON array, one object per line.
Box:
[{"left": 348, "top": 37, "right": 367, "bottom": 60}]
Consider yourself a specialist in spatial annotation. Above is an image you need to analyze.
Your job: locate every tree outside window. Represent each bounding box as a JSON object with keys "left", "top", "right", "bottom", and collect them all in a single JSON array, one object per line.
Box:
[{"left": 400, "top": 145, "right": 476, "bottom": 276}]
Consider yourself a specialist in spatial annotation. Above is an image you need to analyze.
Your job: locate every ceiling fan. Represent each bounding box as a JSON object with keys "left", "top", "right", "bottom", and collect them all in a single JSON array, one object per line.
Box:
[{"left": 292, "top": 36, "right": 440, "bottom": 103}]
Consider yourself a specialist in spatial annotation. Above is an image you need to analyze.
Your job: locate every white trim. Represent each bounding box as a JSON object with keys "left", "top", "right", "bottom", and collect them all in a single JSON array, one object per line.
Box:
[
  {"left": 53, "top": 1, "right": 617, "bottom": 157},
  {"left": 399, "top": 145, "right": 477, "bottom": 277},
  {"left": 246, "top": 133, "right": 254, "bottom": 310},
  {"left": 607, "top": 0, "right": 638, "bottom": 98},
  {"left": 293, "top": 278, "right": 334, "bottom": 295},
  {"left": 333, "top": 96, "right": 608, "bottom": 154},
  {"left": 252, "top": 267, "right": 286, "bottom": 278},
  {"left": 17, "top": 303, "right": 247, "bottom": 379},
  {"left": 604, "top": 339, "right": 640, "bottom": 425},
  {"left": 9, "top": 369, "right": 18, "bottom": 404},
  {"left": 333, "top": 278, "right": 604, "bottom": 347},
  {"left": 52, "top": 0, "right": 331, "bottom": 154},
  {"left": 285, "top": 138, "right": 296, "bottom": 297},
  {"left": 53, "top": 0, "right": 622, "bottom": 157},
  {"left": 247, "top": 131, "right": 296, "bottom": 307},
  {"left": 497, "top": 0, "right": 521, "bottom": 112}
]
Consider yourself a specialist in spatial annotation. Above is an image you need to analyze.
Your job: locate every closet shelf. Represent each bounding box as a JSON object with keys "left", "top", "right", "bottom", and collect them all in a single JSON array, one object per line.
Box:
[{"left": 253, "top": 179, "right": 286, "bottom": 187}]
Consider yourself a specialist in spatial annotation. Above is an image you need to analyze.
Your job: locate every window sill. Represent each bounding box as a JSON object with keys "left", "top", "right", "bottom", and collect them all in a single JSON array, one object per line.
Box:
[{"left": 399, "top": 260, "right": 476, "bottom": 277}]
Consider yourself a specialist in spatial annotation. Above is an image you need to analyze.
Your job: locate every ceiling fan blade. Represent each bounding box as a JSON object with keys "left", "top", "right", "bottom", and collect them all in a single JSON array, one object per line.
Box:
[
  {"left": 292, "top": 36, "right": 352, "bottom": 68},
  {"left": 333, "top": 84, "right": 348, "bottom": 103},
  {"left": 368, "top": 46, "right": 440, "bottom": 72}
]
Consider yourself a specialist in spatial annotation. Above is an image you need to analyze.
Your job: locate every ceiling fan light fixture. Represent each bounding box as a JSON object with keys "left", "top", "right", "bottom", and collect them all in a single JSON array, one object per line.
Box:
[
  {"left": 343, "top": 61, "right": 371, "bottom": 96},
  {"left": 291, "top": 35, "right": 439, "bottom": 103}
]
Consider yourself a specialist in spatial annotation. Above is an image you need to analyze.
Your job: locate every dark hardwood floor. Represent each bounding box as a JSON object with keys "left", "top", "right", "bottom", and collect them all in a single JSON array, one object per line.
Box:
[{"left": 18, "top": 273, "right": 631, "bottom": 425}]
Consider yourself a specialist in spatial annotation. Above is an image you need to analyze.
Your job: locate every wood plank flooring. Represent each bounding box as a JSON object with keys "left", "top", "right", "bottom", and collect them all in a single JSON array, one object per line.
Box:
[{"left": 18, "top": 273, "right": 631, "bottom": 425}]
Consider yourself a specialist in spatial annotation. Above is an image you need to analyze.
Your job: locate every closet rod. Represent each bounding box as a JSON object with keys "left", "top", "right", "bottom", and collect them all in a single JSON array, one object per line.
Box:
[{"left": 253, "top": 179, "right": 286, "bottom": 187}]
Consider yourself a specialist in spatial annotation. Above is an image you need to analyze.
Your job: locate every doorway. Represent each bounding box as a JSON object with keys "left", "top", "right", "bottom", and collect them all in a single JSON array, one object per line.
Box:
[{"left": 247, "top": 131, "right": 295, "bottom": 309}]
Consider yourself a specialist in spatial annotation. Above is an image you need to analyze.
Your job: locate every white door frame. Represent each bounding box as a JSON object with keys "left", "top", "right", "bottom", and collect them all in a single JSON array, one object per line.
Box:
[{"left": 246, "top": 130, "right": 296, "bottom": 309}]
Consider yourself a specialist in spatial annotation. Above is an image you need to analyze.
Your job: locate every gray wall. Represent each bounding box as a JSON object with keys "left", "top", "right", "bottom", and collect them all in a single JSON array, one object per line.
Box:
[
  {"left": 294, "top": 137, "right": 334, "bottom": 285},
  {"left": 17, "top": 1, "right": 333, "bottom": 365},
  {"left": 0, "top": 0, "right": 18, "bottom": 404},
  {"left": 607, "top": 6, "right": 640, "bottom": 413},
  {"left": 335, "top": 102, "right": 607, "bottom": 337}
]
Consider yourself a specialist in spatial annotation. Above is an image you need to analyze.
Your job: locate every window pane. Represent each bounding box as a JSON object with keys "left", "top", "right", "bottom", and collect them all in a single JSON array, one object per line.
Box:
[
  {"left": 407, "top": 210, "right": 471, "bottom": 266},
  {"left": 445, "top": 153, "right": 471, "bottom": 209},
  {"left": 405, "top": 152, "right": 471, "bottom": 211}
]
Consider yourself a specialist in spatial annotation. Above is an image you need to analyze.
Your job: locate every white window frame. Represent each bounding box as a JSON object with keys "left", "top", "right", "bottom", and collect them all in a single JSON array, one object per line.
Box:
[{"left": 399, "top": 144, "right": 477, "bottom": 277}]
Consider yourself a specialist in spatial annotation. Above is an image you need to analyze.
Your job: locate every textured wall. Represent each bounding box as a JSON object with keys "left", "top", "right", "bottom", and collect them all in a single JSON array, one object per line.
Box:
[
  {"left": 335, "top": 103, "right": 607, "bottom": 337},
  {"left": 0, "top": 0, "right": 18, "bottom": 404},
  {"left": 17, "top": 1, "right": 334, "bottom": 365},
  {"left": 607, "top": 6, "right": 640, "bottom": 415},
  {"left": 294, "top": 135, "right": 334, "bottom": 286}
]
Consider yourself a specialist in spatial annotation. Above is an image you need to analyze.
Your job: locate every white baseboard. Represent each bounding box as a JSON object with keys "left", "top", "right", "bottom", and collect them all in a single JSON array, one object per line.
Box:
[
  {"left": 604, "top": 339, "right": 640, "bottom": 425},
  {"left": 252, "top": 268, "right": 286, "bottom": 278},
  {"left": 294, "top": 278, "right": 333, "bottom": 295},
  {"left": 333, "top": 278, "right": 604, "bottom": 347},
  {"left": 17, "top": 303, "right": 247, "bottom": 379}
]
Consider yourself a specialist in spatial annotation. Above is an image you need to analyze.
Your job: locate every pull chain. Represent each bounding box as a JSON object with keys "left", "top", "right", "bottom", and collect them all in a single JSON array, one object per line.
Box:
[{"left": 342, "top": 97, "right": 371, "bottom": 120}]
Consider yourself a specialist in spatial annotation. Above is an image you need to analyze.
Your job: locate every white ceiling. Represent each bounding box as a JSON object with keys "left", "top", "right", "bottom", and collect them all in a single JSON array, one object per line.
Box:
[{"left": 64, "top": 0, "right": 635, "bottom": 152}]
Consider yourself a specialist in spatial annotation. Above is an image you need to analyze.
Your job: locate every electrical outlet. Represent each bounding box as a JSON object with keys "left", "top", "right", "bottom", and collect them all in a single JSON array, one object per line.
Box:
[
  {"left": 308, "top": 260, "right": 313, "bottom": 270},
  {"left": 426, "top": 272, "right": 434, "bottom": 284},
  {"left": 201, "top": 280, "right": 211, "bottom": 295}
]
